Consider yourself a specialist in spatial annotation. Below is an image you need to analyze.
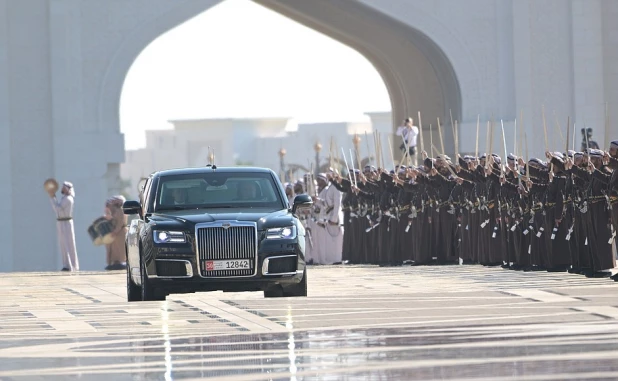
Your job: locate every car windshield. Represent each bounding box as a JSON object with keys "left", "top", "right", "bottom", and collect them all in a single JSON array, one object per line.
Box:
[{"left": 154, "top": 172, "right": 285, "bottom": 212}]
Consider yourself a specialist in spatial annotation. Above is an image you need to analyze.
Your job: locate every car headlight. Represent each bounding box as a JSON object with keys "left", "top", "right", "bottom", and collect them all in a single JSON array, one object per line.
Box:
[
  {"left": 266, "top": 226, "right": 296, "bottom": 239},
  {"left": 153, "top": 230, "right": 186, "bottom": 243}
]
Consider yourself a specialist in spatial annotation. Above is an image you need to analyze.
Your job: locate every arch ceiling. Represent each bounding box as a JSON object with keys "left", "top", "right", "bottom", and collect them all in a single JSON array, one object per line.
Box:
[{"left": 105, "top": 0, "right": 462, "bottom": 156}]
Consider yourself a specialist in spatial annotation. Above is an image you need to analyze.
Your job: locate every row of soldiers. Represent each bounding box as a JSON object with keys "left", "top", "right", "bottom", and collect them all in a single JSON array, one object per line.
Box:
[{"left": 315, "top": 143, "right": 618, "bottom": 280}]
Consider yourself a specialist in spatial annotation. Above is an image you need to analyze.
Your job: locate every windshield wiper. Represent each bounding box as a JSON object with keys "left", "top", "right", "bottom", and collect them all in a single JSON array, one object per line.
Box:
[{"left": 197, "top": 205, "right": 233, "bottom": 209}]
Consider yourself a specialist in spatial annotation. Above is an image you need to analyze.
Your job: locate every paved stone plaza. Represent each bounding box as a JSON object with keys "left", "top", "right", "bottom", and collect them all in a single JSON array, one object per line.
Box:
[{"left": 1, "top": 265, "right": 618, "bottom": 380}]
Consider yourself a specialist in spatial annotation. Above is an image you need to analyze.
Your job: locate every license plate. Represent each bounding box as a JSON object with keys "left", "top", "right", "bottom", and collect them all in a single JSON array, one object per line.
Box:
[{"left": 204, "top": 260, "right": 252, "bottom": 271}]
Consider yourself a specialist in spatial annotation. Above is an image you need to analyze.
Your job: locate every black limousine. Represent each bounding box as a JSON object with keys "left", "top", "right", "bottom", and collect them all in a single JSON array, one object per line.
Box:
[{"left": 123, "top": 166, "right": 312, "bottom": 301}]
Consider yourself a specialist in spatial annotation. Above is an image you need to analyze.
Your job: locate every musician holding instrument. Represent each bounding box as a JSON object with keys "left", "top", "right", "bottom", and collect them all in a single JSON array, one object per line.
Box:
[
  {"left": 104, "top": 195, "right": 128, "bottom": 270},
  {"left": 46, "top": 179, "right": 79, "bottom": 272}
]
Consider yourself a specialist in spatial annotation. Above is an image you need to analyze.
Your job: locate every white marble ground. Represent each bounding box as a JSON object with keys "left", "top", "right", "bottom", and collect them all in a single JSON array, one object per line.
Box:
[{"left": 1, "top": 265, "right": 618, "bottom": 380}]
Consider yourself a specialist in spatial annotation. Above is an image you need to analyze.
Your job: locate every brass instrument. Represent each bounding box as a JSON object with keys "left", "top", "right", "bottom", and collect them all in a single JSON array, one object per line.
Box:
[{"left": 44, "top": 178, "right": 58, "bottom": 194}]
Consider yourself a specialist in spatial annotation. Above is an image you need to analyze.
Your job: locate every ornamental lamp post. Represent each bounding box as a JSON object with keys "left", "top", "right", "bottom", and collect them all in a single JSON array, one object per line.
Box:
[
  {"left": 352, "top": 134, "right": 361, "bottom": 171},
  {"left": 278, "top": 148, "right": 287, "bottom": 182},
  {"left": 314, "top": 141, "right": 322, "bottom": 177}
]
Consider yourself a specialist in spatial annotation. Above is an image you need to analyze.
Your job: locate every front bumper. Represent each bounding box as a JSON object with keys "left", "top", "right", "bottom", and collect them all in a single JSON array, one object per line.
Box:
[{"left": 141, "top": 238, "right": 305, "bottom": 293}]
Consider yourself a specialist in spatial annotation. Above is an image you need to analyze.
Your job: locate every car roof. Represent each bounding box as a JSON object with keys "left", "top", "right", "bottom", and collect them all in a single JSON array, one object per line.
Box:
[{"left": 152, "top": 166, "right": 275, "bottom": 178}]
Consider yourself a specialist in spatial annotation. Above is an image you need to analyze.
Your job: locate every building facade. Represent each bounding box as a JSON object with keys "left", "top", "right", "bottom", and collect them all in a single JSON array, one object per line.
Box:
[
  {"left": 1, "top": 0, "right": 617, "bottom": 271},
  {"left": 120, "top": 115, "right": 392, "bottom": 200}
]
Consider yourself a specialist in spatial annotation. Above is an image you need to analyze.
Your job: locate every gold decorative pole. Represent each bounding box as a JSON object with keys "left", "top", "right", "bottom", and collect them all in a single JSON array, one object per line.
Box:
[
  {"left": 314, "top": 141, "right": 322, "bottom": 177},
  {"left": 353, "top": 134, "right": 362, "bottom": 171},
  {"left": 364, "top": 131, "right": 372, "bottom": 167},
  {"left": 278, "top": 148, "right": 286, "bottom": 182}
]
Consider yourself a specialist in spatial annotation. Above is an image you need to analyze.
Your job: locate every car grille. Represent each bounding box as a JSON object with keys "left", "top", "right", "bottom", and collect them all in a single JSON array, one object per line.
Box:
[{"left": 196, "top": 225, "right": 257, "bottom": 277}]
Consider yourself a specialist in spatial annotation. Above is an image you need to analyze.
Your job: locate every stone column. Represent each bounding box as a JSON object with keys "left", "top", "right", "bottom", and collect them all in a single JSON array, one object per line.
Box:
[
  {"left": 2, "top": 0, "right": 56, "bottom": 271},
  {"left": 0, "top": 0, "right": 13, "bottom": 272}
]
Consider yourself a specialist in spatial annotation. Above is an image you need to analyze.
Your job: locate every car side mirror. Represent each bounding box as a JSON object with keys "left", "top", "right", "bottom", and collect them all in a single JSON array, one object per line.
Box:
[
  {"left": 123, "top": 200, "right": 142, "bottom": 215},
  {"left": 291, "top": 194, "right": 312, "bottom": 214}
]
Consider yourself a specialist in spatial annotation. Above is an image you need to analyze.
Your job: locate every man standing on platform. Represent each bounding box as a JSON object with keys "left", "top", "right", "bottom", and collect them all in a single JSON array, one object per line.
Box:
[
  {"left": 312, "top": 173, "right": 343, "bottom": 264},
  {"left": 49, "top": 181, "right": 79, "bottom": 272},
  {"left": 396, "top": 117, "right": 419, "bottom": 165}
]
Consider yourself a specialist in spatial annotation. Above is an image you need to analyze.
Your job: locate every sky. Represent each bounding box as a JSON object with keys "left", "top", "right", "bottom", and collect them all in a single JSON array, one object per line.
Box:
[{"left": 119, "top": 0, "right": 391, "bottom": 150}]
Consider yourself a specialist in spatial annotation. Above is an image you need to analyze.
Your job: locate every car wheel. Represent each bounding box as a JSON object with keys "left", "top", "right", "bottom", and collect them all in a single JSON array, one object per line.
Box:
[
  {"left": 282, "top": 268, "right": 307, "bottom": 297},
  {"left": 140, "top": 256, "right": 165, "bottom": 301},
  {"left": 127, "top": 264, "right": 141, "bottom": 302}
]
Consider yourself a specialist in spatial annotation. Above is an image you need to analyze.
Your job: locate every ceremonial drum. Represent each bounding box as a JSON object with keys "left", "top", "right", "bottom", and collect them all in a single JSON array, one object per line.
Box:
[
  {"left": 87, "top": 224, "right": 100, "bottom": 246},
  {"left": 96, "top": 219, "right": 115, "bottom": 245},
  {"left": 88, "top": 217, "right": 115, "bottom": 246},
  {"left": 87, "top": 217, "right": 106, "bottom": 246}
]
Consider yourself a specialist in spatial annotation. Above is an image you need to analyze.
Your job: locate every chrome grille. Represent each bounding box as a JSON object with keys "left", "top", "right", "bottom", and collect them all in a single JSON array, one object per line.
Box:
[{"left": 196, "top": 223, "right": 257, "bottom": 277}]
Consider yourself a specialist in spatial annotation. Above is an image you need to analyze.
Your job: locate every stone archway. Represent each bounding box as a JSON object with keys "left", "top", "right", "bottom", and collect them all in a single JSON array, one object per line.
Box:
[{"left": 103, "top": 0, "right": 463, "bottom": 160}]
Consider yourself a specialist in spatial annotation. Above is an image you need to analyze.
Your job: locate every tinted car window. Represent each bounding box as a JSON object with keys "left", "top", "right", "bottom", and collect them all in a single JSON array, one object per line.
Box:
[{"left": 154, "top": 172, "right": 284, "bottom": 211}]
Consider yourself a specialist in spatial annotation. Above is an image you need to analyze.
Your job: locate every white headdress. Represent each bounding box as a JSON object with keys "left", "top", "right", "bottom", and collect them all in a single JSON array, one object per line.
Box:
[
  {"left": 106, "top": 195, "right": 126, "bottom": 208},
  {"left": 63, "top": 181, "right": 75, "bottom": 197}
]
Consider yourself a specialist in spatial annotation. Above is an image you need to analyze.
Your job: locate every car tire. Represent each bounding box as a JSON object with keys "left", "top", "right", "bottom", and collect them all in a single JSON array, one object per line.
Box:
[
  {"left": 140, "top": 255, "right": 165, "bottom": 301},
  {"left": 127, "top": 264, "right": 141, "bottom": 302},
  {"left": 282, "top": 268, "right": 307, "bottom": 297},
  {"left": 263, "top": 269, "right": 307, "bottom": 298},
  {"left": 263, "top": 285, "right": 284, "bottom": 298}
]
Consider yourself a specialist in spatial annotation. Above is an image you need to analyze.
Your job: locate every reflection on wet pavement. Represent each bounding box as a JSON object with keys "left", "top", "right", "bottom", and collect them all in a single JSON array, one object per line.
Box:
[{"left": 0, "top": 265, "right": 617, "bottom": 380}]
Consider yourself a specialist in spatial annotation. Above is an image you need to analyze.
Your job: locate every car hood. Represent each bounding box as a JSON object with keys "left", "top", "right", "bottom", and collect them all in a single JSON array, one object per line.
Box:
[{"left": 148, "top": 208, "right": 294, "bottom": 230}]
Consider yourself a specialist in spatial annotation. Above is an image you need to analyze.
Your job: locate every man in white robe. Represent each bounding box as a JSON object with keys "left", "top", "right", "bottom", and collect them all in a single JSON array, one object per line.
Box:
[
  {"left": 312, "top": 173, "right": 343, "bottom": 264},
  {"left": 396, "top": 117, "right": 420, "bottom": 166},
  {"left": 49, "top": 181, "right": 79, "bottom": 271}
]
